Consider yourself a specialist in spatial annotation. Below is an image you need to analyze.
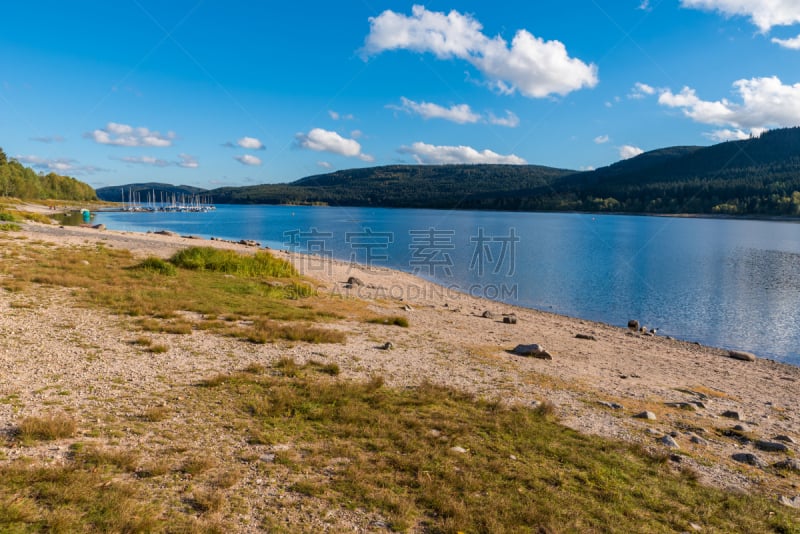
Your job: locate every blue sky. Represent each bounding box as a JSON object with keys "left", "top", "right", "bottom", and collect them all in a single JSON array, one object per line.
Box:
[{"left": 2, "top": 0, "right": 800, "bottom": 189}]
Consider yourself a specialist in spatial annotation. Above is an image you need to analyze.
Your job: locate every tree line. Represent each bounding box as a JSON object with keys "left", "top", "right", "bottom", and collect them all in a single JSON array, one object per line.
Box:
[{"left": 0, "top": 147, "right": 96, "bottom": 201}]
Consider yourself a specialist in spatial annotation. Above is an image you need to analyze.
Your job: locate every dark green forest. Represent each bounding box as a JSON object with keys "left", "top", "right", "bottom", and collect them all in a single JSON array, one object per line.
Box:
[
  {"left": 97, "top": 127, "right": 800, "bottom": 217},
  {"left": 0, "top": 147, "right": 96, "bottom": 201}
]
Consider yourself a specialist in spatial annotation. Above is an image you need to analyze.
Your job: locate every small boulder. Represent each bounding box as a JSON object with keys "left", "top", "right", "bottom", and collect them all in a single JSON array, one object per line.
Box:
[
  {"left": 660, "top": 435, "right": 680, "bottom": 449},
  {"left": 92, "top": 223, "right": 106, "bottom": 230},
  {"left": 155, "top": 230, "right": 178, "bottom": 236},
  {"left": 598, "top": 401, "right": 623, "bottom": 410},
  {"left": 575, "top": 333, "right": 597, "bottom": 341},
  {"left": 690, "top": 434, "right": 708, "bottom": 446},
  {"left": 731, "top": 453, "right": 765, "bottom": 467},
  {"left": 729, "top": 350, "right": 756, "bottom": 362},
  {"left": 627, "top": 319, "right": 639, "bottom": 330},
  {"left": 503, "top": 314, "right": 518, "bottom": 324},
  {"left": 481, "top": 310, "right": 496, "bottom": 319},
  {"left": 512, "top": 344, "right": 552, "bottom": 360},
  {"left": 773, "top": 459, "right": 800, "bottom": 473},
  {"left": 634, "top": 411, "right": 657, "bottom": 421},
  {"left": 721, "top": 410, "right": 742, "bottom": 420},
  {"left": 347, "top": 276, "right": 365, "bottom": 286},
  {"left": 379, "top": 342, "right": 393, "bottom": 351},
  {"left": 778, "top": 495, "right": 800, "bottom": 509},
  {"left": 450, "top": 446, "right": 467, "bottom": 454},
  {"left": 402, "top": 304, "right": 413, "bottom": 312},
  {"left": 773, "top": 435, "right": 796, "bottom": 444},
  {"left": 754, "top": 440, "right": 790, "bottom": 453}
]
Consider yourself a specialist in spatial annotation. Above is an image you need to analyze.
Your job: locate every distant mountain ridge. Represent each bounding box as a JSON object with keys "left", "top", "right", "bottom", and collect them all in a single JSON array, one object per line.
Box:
[{"left": 97, "top": 127, "right": 800, "bottom": 216}]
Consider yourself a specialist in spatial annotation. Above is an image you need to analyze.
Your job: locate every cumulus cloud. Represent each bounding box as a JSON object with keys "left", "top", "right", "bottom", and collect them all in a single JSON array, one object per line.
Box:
[
  {"left": 389, "top": 97, "right": 480, "bottom": 124},
  {"left": 178, "top": 153, "right": 199, "bottom": 168},
  {"left": 594, "top": 135, "right": 610, "bottom": 144},
  {"left": 14, "top": 155, "right": 102, "bottom": 175},
  {"left": 629, "top": 82, "right": 656, "bottom": 99},
  {"left": 85, "top": 122, "right": 175, "bottom": 147},
  {"left": 234, "top": 154, "right": 262, "bottom": 166},
  {"left": 487, "top": 110, "right": 520, "bottom": 128},
  {"left": 237, "top": 136, "right": 265, "bottom": 150},
  {"left": 772, "top": 34, "right": 800, "bottom": 49},
  {"left": 657, "top": 76, "right": 800, "bottom": 133},
  {"left": 705, "top": 127, "right": 768, "bottom": 141},
  {"left": 680, "top": 0, "right": 800, "bottom": 32},
  {"left": 363, "top": 5, "right": 597, "bottom": 98},
  {"left": 296, "top": 128, "right": 373, "bottom": 162},
  {"left": 619, "top": 145, "right": 644, "bottom": 160},
  {"left": 398, "top": 142, "right": 526, "bottom": 165}
]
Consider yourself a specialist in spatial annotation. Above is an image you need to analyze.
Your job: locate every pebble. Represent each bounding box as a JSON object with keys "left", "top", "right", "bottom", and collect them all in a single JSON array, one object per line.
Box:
[
  {"left": 379, "top": 342, "right": 393, "bottom": 350},
  {"left": 260, "top": 453, "right": 276, "bottom": 463},
  {"left": 575, "top": 333, "right": 597, "bottom": 341},
  {"left": 450, "top": 446, "right": 467, "bottom": 454},
  {"left": 503, "top": 314, "right": 518, "bottom": 324},
  {"left": 598, "top": 401, "right": 623, "bottom": 410}
]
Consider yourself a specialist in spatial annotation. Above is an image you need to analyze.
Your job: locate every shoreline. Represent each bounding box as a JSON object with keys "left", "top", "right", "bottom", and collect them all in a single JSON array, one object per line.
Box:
[{"left": 4, "top": 218, "right": 800, "bottom": 505}]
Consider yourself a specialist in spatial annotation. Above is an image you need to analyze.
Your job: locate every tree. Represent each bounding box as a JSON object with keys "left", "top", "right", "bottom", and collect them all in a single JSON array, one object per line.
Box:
[{"left": 0, "top": 147, "right": 7, "bottom": 166}]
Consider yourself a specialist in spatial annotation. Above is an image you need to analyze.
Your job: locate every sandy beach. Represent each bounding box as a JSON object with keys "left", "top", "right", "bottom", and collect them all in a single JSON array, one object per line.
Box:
[{"left": 2, "top": 214, "right": 799, "bottom": 528}]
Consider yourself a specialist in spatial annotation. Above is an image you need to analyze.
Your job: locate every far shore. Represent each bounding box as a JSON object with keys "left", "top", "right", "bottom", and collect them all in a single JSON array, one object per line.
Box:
[{"left": 4, "top": 212, "right": 800, "bottom": 504}]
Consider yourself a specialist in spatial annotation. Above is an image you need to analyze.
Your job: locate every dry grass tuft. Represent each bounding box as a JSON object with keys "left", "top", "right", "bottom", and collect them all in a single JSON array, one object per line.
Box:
[{"left": 17, "top": 414, "right": 77, "bottom": 442}]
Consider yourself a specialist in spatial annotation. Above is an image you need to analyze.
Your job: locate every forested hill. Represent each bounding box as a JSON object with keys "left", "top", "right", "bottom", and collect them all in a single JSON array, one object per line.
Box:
[
  {"left": 95, "top": 183, "right": 208, "bottom": 203},
  {"left": 525, "top": 127, "right": 800, "bottom": 215},
  {"left": 209, "top": 164, "right": 574, "bottom": 208},
  {"left": 0, "top": 147, "right": 96, "bottom": 201},
  {"left": 98, "top": 127, "right": 800, "bottom": 216}
]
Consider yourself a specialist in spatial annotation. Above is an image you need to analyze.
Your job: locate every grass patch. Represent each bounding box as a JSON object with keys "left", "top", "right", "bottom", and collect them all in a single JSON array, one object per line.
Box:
[
  {"left": 17, "top": 414, "right": 77, "bottom": 442},
  {"left": 189, "top": 362, "right": 799, "bottom": 533},
  {"left": 0, "top": 211, "right": 18, "bottom": 222},
  {"left": 132, "top": 257, "right": 177, "bottom": 276},
  {"left": 170, "top": 246, "right": 297, "bottom": 278},
  {"left": 149, "top": 344, "right": 169, "bottom": 354},
  {"left": 0, "top": 222, "right": 21, "bottom": 232},
  {"left": 366, "top": 315, "right": 409, "bottom": 327}
]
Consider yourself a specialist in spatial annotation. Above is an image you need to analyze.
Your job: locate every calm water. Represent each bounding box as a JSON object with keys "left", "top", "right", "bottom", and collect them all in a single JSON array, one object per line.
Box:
[{"left": 94, "top": 205, "right": 800, "bottom": 365}]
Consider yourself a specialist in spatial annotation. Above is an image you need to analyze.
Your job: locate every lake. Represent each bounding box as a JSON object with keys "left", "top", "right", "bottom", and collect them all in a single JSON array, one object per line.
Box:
[{"left": 93, "top": 205, "right": 800, "bottom": 365}]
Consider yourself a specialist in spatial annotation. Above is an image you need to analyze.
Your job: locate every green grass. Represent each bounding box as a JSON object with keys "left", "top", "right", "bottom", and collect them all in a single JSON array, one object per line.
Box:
[
  {"left": 192, "top": 360, "right": 799, "bottom": 533},
  {"left": 170, "top": 246, "right": 298, "bottom": 278},
  {"left": 0, "top": 243, "right": 344, "bottom": 345}
]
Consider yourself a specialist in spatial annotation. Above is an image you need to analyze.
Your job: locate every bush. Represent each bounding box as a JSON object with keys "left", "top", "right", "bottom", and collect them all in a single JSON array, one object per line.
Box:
[{"left": 133, "top": 257, "right": 177, "bottom": 276}]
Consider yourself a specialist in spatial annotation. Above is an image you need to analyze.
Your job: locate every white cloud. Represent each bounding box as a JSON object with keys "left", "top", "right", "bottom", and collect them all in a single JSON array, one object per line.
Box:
[
  {"left": 487, "top": 110, "right": 520, "bottom": 128},
  {"left": 234, "top": 154, "right": 262, "bottom": 166},
  {"left": 619, "top": 145, "right": 644, "bottom": 160},
  {"left": 390, "top": 97, "right": 480, "bottom": 124},
  {"left": 638, "top": 0, "right": 651, "bottom": 10},
  {"left": 29, "top": 135, "right": 65, "bottom": 143},
  {"left": 318, "top": 161, "right": 332, "bottom": 169},
  {"left": 629, "top": 82, "right": 656, "bottom": 99},
  {"left": 296, "top": 128, "right": 373, "bottom": 162},
  {"left": 594, "top": 135, "right": 610, "bottom": 144},
  {"left": 237, "top": 136, "right": 265, "bottom": 150},
  {"left": 705, "top": 127, "right": 768, "bottom": 141},
  {"left": 657, "top": 76, "right": 800, "bottom": 133},
  {"left": 398, "top": 142, "right": 526, "bottom": 165},
  {"left": 178, "top": 153, "right": 199, "bottom": 168},
  {"left": 14, "top": 155, "right": 101, "bottom": 175},
  {"left": 86, "top": 122, "right": 175, "bottom": 147},
  {"left": 680, "top": 0, "right": 800, "bottom": 32},
  {"left": 363, "top": 5, "right": 597, "bottom": 98},
  {"left": 350, "top": 129, "right": 363, "bottom": 139},
  {"left": 329, "top": 110, "right": 355, "bottom": 121},
  {"left": 772, "top": 33, "right": 800, "bottom": 49},
  {"left": 119, "top": 156, "right": 170, "bottom": 167}
]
